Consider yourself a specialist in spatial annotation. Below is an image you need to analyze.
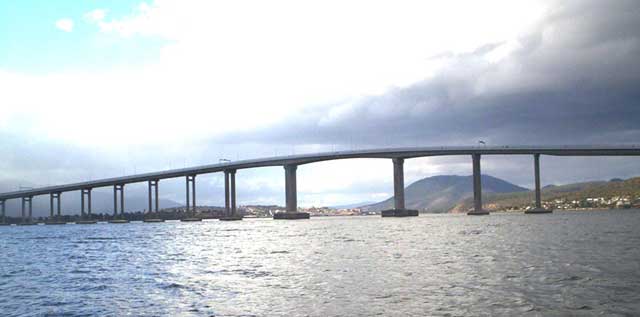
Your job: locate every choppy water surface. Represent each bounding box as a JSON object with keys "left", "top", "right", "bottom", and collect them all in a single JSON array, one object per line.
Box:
[{"left": 2, "top": 210, "right": 640, "bottom": 316}]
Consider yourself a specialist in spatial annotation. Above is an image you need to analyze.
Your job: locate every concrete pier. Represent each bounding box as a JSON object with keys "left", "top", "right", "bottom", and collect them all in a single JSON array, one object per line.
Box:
[
  {"left": 56, "top": 193, "right": 61, "bottom": 218},
  {"left": 381, "top": 209, "right": 419, "bottom": 217},
  {"left": 108, "top": 219, "right": 129, "bottom": 224},
  {"left": 285, "top": 164, "right": 297, "bottom": 212},
  {"left": 224, "top": 171, "right": 230, "bottom": 214},
  {"left": 393, "top": 158, "right": 405, "bottom": 210},
  {"left": 49, "top": 193, "right": 53, "bottom": 219},
  {"left": 76, "top": 188, "right": 96, "bottom": 224},
  {"left": 231, "top": 170, "right": 236, "bottom": 214},
  {"left": 525, "top": 154, "right": 553, "bottom": 214},
  {"left": 148, "top": 179, "right": 160, "bottom": 212},
  {"left": 525, "top": 208, "right": 553, "bottom": 214},
  {"left": 81, "top": 189, "right": 85, "bottom": 219},
  {"left": 45, "top": 221, "right": 66, "bottom": 225},
  {"left": 112, "top": 184, "right": 128, "bottom": 223},
  {"left": 76, "top": 220, "right": 98, "bottom": 224},
  {"left": 274, "top": 164, "right": 309, "bottom": 219},
  {"left": 86, "top": 188, "right": 92, "bottom": 217},
  {"left": 45, "top": 192, "right": 66, "bottom": 224},
  {"left": 180, "top": 218, "right": 202, "bottom": 222},
  {"left": 382, "top": 158, "right": 419, "bottom": 217},
  {"left": 468, "top": 154, "right": 489, "bottom": 215},
  {"left": 273, "top": 212, "right": 310, "bottom": 219},
  {"left": 185, "top": 175, "right": 196, "bottom": 212},
  {"left": 182, "top": 175, "right": 200, "bottom": 221},
  {"left": 143, "top": 218, "right": 164, "bottom": 223},
  {"left": 0, "top": 200, "right": 6, "bottom": 225},
  {"left": 219, "top": 216, "right": 243, "bottom": 221},
  {"left": 21, "top": 196, "right": 34, "bottom": 224},
  {"left": 143, "top": 180, "right": 164, "bottom": 222},
  {"left": 48, "top": 192, "right": 63, "bottom": 221},
  {"left": 185, "top": 176, "right": 190, "bottom": 212},
  {"left": 220, "top": 169, "right": 243, "bottom": 221}
]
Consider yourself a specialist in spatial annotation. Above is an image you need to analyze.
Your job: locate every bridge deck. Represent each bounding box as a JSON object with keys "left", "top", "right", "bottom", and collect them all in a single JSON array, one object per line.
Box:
[{"left": 1, "top": 145, "right": 639, "bottom": 200}]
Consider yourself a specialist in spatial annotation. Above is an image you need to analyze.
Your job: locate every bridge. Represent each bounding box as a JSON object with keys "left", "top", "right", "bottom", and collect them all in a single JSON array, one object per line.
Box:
[{"left": 1, "top": 145, "right": 639, "bottom": 224}]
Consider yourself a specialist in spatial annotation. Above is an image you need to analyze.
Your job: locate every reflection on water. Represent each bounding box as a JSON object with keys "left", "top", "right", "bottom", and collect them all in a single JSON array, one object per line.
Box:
[{"left": 1, "top": 210, "right": 640, "bottom": 316}]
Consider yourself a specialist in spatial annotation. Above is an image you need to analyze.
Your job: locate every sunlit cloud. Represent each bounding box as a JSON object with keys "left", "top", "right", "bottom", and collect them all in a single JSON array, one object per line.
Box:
[
  {"left": 84, "top": 9, "right": 107, "bottom": 23},
  {"left": 55, "top": 18, "right": 74, "bottom": 32}
]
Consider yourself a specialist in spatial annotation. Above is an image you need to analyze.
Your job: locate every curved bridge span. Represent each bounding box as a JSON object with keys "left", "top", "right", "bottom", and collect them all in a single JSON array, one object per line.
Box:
[{"left": 1, "top": 145, "right": 639, "bottom": 223}]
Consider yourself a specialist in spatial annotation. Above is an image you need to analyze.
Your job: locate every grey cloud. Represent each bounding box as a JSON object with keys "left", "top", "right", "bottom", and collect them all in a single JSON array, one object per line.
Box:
[
  {"left": 221, "top": 0, "right": 640, "bottom": 148},
  {"left": 0, "top": 132, "right": 115, "bottom": 185}
]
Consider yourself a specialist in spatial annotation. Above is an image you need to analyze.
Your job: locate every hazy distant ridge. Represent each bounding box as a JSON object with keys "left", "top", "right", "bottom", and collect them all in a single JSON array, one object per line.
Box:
[
  {"left": 452, "top": 177, "right": 640, "bottom": 212},
  {"left": 362, "top": 175, "right": 528, "bottom": 213}
]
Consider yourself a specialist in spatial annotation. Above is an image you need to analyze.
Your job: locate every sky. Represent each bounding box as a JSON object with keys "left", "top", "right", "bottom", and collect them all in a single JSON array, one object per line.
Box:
[{"left": 1, "top": 0, "right": 639, "bottom": 215}]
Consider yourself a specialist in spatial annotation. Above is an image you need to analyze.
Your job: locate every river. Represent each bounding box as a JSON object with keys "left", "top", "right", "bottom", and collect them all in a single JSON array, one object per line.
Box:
[{"left": 1, "top": 210, "right": 640, "bottom": 316}]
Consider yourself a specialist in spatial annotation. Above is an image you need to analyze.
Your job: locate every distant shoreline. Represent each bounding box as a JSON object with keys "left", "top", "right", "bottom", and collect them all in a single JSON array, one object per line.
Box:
[{"left": 490, "top": 207, "right": 637, "bottom": 213}]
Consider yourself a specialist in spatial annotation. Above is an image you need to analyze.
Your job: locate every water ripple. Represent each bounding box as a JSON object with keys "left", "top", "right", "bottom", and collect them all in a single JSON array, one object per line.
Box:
[{"left": 1, "top": 210, "right": 640, "bottom": 316}]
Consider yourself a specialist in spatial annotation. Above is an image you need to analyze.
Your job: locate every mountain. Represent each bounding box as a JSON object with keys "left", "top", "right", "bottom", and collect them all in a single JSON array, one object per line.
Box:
[
  {"left": 451, "top": 176, "right": 640, "bottom": 212},
  {"left": 362, "top": 174, "right": 528, "bottom": 213}
]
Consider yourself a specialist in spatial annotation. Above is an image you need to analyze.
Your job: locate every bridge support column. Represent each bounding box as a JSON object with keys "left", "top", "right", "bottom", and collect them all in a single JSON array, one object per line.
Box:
[
  {"left": 285, "top": 164, "right": 297, "bottom": 212},
  {"left": 49, "top": 194, "right": 54, "bottom": 218},
  {"left": 19, "top": 197, "right": 34, "bottom": 225},
  {"left": 77, "top": 189, "right": 96, "bottom": 224},
  {"left": 154, "top": 181, "right": 158, "bottom": 212},
  {"left": 185, "top": 175, "right": 197, "bottom": 213},
  {"left": 81, "top": 191, "right": 85, "bottom": 218},
  {"left": 394, "top": 158, "right": 405, "bottom": 210},
  {"left": 231, "top": 170, "right": 236, "bottom": 214},
  {"left": 274, "top": 164, "right": 309, "bottom": 219},
  {"left": 84, "top": 189, "right": 92, "bottom": 216},
  {"left": 49, "top": 192, "right": 61, "bottom": 219},
  {"left": 143, "top": 180, "right": 164, "bottom": 222},
  {"left": 46, "top": 193, "right": 65, "bottom": 224},
  {"left": 525, "top": 154, "right": 553, "bottom": 214},
  {"left": 224, "top": 171, "right": 230, "bottom": 215},
  {"left": 468, "top": 154, "right": 489, "bottom": 215},
  {"left": 180, "top": 175, "right": 201, "bottom": 222},
  {"left": 109, "top": 184, "right": 128, "bottom": 223},
  {"left": 220, "top": 170, "right": 243, "bottom": 221},
  {"left": 147, "top": 180, "right": 160, "bottom": 213},
  {"left": 113, "top": 186, "right": 117, "bottom": 216},
  {"left": 120, "top": 186, "right": 124, "bottom": 216},
  {"left": 0, "top": 200, "right": 6, "bottom": 225},
  {"left": 56, "top": 193, "right": 61, "bottom": 218},
  {"left": 21, "top": 197, "right": 25, "bottom": 223},
  {"left": 382, "top": 158, "right": 418, "bottom": 217},
  {"left": 147, "top": 180, "right": 158, "bottom": 212}
]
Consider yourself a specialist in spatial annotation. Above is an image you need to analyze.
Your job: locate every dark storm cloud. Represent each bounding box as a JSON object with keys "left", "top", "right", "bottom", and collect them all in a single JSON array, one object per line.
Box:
[
  {"left": 0, "top": 132, "right": 112, "bottom": 186},
  {"left": 221, "top": 0, "right": 640, "bottom": 147}
]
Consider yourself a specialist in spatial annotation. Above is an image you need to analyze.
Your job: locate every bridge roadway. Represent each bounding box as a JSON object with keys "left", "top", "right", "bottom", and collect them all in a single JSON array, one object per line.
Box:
[{"left": 1, "top": 145, "right": 639, "bottom": 223}]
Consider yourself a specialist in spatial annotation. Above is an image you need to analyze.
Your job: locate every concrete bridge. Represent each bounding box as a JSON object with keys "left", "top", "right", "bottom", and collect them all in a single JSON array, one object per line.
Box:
[{"left": 1, "top": 145, "right": 639, "bottom": 224}]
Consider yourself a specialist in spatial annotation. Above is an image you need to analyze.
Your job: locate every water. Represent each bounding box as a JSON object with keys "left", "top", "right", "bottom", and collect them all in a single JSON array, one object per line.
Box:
[{"left": 1, "top": 210, "right": 640, "bottom": 316}]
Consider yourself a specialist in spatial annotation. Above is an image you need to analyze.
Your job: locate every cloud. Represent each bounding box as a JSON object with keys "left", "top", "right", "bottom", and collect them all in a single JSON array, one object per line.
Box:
[
  {"left": 6, "top": 0, "right": 546, "bottom": 148},
  {"left": 220, "top": 0, "right": 640, "bottom": 148},
  {"left": 55, "top": 18, "right": 74, "bottom": 32},
  {"left": 84, "top": 9, "right": 107, "bottom": 23}
]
